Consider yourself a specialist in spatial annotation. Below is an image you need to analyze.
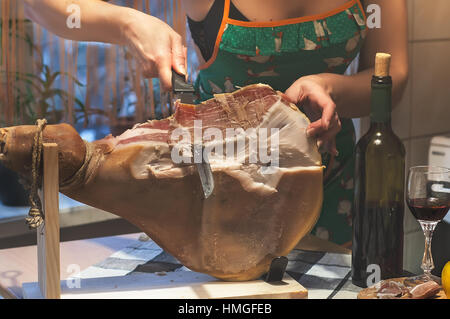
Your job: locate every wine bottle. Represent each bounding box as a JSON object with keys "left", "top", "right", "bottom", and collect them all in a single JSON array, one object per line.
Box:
[{"left": 351, "top": 53, "right": 406, "bottom": 288}]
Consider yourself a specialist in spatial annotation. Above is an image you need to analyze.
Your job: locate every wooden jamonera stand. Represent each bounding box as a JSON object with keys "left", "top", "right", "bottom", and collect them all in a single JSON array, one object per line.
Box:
[
  {"left": 22, "top": 143, "right": 61, "bottom": 299},
  {"left": 22, "top": 144, "right": 307, "bottom": 299}
]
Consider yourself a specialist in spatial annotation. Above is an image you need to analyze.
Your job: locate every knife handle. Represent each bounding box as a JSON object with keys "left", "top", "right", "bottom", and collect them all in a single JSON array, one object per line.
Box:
[{"left": 172, "top": 69, "right": 195, "bottom": 93}]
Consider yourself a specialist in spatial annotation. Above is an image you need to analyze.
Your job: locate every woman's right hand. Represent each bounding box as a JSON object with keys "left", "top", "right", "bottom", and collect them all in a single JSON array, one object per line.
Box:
[{"left": 121, "top": 9, "right": 187, "bottom": 91}]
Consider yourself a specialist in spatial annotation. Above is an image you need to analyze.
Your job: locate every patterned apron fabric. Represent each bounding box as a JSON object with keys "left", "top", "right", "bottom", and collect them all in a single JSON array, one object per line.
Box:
[{"left": 194, "top": 0, "right": 367, "bottom": 245}]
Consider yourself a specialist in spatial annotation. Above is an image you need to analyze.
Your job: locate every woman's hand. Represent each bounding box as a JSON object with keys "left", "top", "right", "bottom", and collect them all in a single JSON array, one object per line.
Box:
[
  {"left": 121, "top": 9, "right": 187, "bottom": 91},
  {"left": 24, "top": 1, "right": 187, "bottom": 91},
  {"left": 285, "top": 75, "right": 341, "bottom": 156}
]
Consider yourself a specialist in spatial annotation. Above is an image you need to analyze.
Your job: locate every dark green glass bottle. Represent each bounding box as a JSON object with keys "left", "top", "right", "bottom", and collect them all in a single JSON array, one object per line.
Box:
[{"left": 352, "top": 53, "right": 406, "bottom": 288}]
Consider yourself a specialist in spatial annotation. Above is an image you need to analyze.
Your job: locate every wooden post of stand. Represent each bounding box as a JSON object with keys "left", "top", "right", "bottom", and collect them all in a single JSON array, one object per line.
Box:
[{"left": 37, "top": 143, "right": 61, "bottom": 299}]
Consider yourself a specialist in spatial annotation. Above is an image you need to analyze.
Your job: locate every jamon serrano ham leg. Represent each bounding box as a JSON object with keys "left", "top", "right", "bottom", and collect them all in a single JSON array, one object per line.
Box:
[{"left": 0, "top": 84, "right": 323, "bottom": 281}]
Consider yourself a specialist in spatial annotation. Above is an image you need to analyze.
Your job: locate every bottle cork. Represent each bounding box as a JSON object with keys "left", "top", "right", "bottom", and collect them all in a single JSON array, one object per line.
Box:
[{"left": 374, "top": 53, "right": 391, "bottom": 77}]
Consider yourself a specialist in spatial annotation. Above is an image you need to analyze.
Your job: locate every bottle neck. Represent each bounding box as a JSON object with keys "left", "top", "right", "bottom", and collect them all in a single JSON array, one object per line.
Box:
[{"left": 370, "top": 76, "right": 392, "bottom": 126}]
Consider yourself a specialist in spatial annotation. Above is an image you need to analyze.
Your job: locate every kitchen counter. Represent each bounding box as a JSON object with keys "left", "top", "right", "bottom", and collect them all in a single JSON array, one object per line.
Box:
[{"left": 0, "top": 233, "right": 351, "bottom": 299}]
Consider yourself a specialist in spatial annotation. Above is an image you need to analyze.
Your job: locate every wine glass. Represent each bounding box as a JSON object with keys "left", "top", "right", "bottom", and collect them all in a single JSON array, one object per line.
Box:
[{"left": 406, "top": 166, "right": 450, "bottom": 281}]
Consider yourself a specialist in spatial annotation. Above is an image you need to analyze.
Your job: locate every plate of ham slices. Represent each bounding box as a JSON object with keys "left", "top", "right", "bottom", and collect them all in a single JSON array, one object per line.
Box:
[{"left": 358, "top": 277, "right": 446, "bottom": 299}]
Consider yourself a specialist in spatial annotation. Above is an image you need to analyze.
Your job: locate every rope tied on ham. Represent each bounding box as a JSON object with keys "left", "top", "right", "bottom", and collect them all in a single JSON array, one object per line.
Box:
[{"left": 59, "top": 140, "right": 101, "bottom": 192}]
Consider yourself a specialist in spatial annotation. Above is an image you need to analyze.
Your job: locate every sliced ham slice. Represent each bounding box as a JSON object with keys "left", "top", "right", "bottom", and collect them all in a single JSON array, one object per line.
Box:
[
  {"left": 410, "top": 280, "right": 442, "bottom": 299},
  {"left": 0, "top": 84, "right": 323, "bottom": 281},
  {"left": 361, "top": 277, "right": 442, "bottom": 299}
]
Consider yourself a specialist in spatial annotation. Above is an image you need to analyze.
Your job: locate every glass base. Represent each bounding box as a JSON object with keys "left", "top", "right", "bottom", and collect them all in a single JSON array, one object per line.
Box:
[{"left": 404, "top": 273, "right": 441, "bottom": 286}]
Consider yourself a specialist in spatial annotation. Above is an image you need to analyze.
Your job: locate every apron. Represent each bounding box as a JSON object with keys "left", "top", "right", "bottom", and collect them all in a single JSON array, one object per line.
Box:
[{"left": 194, "top": 0, "right": 367, "bottom": 245}]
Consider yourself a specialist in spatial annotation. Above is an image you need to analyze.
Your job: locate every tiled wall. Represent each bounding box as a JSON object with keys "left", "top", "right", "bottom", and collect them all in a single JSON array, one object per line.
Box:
[{"left": 360, "top": 0, "right": 450, "bottom": 274}]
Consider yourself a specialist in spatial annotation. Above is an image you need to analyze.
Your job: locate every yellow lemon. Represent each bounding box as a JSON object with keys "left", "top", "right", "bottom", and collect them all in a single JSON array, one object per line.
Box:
[{"left": 443, "top": 261, "right": 450, "bottom": 299}]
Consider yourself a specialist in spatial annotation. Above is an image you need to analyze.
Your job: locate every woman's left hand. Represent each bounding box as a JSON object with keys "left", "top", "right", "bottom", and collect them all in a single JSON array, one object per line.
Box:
[{"left": 284, "top": 75, "right": 341, "bottom": 156}]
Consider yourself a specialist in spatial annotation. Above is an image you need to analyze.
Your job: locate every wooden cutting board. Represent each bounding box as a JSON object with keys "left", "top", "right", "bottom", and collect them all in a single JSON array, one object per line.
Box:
[
  {"left": 358, "top": 277, "right": 447, "bottom": 299},
  {"left": 23, "top": 271, "right": 308, "bottom": 299}
]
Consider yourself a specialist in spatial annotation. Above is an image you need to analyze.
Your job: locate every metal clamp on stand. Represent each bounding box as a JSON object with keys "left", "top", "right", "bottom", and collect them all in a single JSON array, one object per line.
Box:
[{"left": 264, "top": 256, "right": 288, "bottom": 283}]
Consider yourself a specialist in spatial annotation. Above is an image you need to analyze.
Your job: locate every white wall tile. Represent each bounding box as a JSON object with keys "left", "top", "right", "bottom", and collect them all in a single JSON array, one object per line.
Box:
[
  {"left": 410, "top": 41, "right": 450, "bottom": 138},
  {"left": 412, "top": 0, "right": 450, "bottom": 41},
  {"left": 409, "top": 136, "right": 431, "bottom": 167}
]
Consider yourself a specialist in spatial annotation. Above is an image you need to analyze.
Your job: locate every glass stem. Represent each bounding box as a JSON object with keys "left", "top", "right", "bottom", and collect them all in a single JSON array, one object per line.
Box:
[{"left": 419, "top": 221, "right": 438, "bottom": 277}]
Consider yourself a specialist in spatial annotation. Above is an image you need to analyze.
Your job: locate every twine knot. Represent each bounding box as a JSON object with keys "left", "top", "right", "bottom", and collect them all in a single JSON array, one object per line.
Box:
[{"left": 25, "top": 207, "right": 44, "bottom": 229}]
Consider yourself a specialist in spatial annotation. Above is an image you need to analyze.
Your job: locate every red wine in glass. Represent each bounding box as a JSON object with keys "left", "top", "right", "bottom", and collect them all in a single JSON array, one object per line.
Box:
[
  {"left": 407, "top": 198, "right": 450, "bottom": 222},
  {"left": 406, "top": 166, "right": 450, "bottom": 280}
]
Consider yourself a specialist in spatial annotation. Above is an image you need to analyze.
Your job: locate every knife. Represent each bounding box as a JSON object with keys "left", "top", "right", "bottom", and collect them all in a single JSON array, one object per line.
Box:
[
  {"left": 192, "top": 144, "right": 215, "bottom": 199},
  {"left": 171, "top": 69, "right": 196, "bottom": 104},
  {"left": 172, "top": 69, "right": 214, "bottom": 199}
]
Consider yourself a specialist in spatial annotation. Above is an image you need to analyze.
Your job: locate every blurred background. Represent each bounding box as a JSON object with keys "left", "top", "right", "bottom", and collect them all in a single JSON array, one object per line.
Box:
[{"left": 0, "top": 0, "right": 448, "bottom": 277}]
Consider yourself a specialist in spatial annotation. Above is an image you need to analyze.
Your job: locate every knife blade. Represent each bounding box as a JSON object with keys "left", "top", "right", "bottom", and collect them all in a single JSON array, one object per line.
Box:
[
  {"left": 192, "top": 144, "right": 215, "bottom": 199},
  {"left": 171, "top": 69, "right": 214, "bottom": 198}
]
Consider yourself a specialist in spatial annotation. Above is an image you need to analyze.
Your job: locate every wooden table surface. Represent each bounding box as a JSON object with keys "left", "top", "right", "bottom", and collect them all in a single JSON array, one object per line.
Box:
[{"left": 0, "top": 233, "right": 350, "bottom": 299}]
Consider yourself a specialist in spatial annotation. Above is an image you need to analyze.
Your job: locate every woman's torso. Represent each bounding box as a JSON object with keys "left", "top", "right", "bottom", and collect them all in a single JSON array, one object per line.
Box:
[
  {"left": 186, "top": 0, "right": 361, "bottom": 54},
  {"left": 187, "top": 0, "right": 363, "bottom": 66},
  {"left": 187, "top": 0, "right": 367, "bottom": 188},
  {"left": 187, "top": 0, "right": 367, "bottom": 97}
]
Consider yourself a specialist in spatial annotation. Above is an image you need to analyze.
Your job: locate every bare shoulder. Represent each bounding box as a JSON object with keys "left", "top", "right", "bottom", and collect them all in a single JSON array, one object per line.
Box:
[{"left": 182, "top": 0, "right": 215, "bottom": 21}]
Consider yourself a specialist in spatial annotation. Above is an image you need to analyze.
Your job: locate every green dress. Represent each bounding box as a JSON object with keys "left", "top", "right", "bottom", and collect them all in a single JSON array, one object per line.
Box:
[{"left": 194, "top": 0, "right": 367, "bottom": 245}]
